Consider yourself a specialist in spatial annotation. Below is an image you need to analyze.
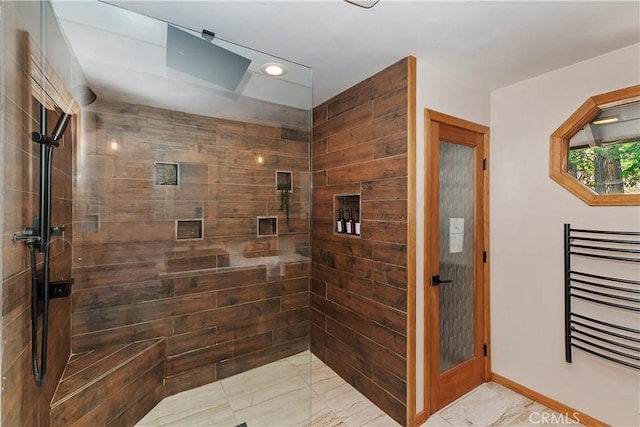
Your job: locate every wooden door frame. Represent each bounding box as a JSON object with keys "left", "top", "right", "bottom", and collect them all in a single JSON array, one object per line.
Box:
[{"left": 422, "top": 108, "right": 491, "bottom": 417}]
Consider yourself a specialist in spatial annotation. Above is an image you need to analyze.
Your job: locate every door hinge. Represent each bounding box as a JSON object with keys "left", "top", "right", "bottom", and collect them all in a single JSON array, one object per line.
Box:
[
  {"left": 483, "top": 343, "right": 488, "bottom": 356},
  {"left": 483, "top": 158, "right": 487, "bottom": 171},
  {"left": 483, "top": 251, "right": 487, "bottom": 263}
]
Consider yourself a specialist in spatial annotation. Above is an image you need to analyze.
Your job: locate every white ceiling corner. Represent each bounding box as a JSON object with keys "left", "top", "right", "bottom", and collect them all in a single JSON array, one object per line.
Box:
[{"left": 52, "top": 0, "right": 640, "bottom": 110}]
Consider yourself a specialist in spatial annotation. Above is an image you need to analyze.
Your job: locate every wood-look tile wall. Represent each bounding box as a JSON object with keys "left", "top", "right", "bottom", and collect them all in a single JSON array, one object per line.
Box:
[
  {"left": 1, "top": 2, "right": 78, "bottom": 425},
  {"left": 73, "top": 99, "right": 311, "bottom": 394},
  {"left": 311, "top": 58, "right": 410, "bottom": 425}
]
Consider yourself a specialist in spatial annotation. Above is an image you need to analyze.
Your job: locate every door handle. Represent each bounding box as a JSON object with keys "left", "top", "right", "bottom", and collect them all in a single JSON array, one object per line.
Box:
[{"left": 431, "top": 275, "right": 453, "bottom": 286}]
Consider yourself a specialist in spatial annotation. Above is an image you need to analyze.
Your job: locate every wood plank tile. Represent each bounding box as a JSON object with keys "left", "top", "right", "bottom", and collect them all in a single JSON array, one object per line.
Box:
[
  {"left": 311, "top": 293, "right": 371, "bottom": 339},
  {"left": 313, "top": 263, "right": 372, "bottom": 298},
  {"left": 314, "top": 102, "right": 372, "bottom": 141},
  {"left": 51, "top": 340, "right": 164, "bottom": 425},
  {"left": 325, "top": 322, "right": 372, "bottom": 376},
  {"left": 371, "top": 322, "right": 406, "bottom": 357},
  {"left": 216, "top": 308, "right": 308, "bottom": 343},
  {"left": 217, "top": 277, "right": 308, "bottom": 307},
  {"left": 310, "top": 308, "right": 326, "bottom": 329},
  {"left": 72, "top": 318, "right": 172, "bottom": 353},
  {"left": 373, "top": 131, "right": 407, "bottom": 159},
  {"left": 371, "top": 242, "right": 407, "bottom": 267},
  {"left": 327, "top": 155, "right": 407, "bottom": 185},
  {"left": 166, "top": 327, "right": 217, "bottom": 357},
  {"left": 71, "top": 361, "right": 164, "bottom": 427},
  {"left": 326, "top": 112, "right": 406, "bottom": 153},
  {"left": 72, "top": 279, "right": 174, "bottom": 312},
  {"left": 326, "top": 348, "right": 406, "bottom": 425},
  {"left": 361, "top": 199, "right": 407, "bottom": 222},
  {"left": 72, "top": 291, "right": 217, "bottom": 335},
  {"left": 327, "top": 284, "right": 406, "bottom": 335},
  {"left": 370, "top": 262, "right": 407, "bottom": 289},
  {"left": 73, "top": 261, "right": 161, "bottom": 289},
  {"left": 274, "top": 321, "right": 309, "bottom": 345},
  {"left": 104, "top": 382, "right": 165, "bottom": 427},
  {"left": 281, "top": 291, "right": 308, "bottom": 312},
  {"left": 164, "top": 364, "right": 217, "bottom": 397},
  {"left": 165, "top": 341, "right": 233, "bottom": 377},
  {"left": 313, "top": 142, "right": 373, "bottom": 171},
  {"left": 173, "top": 298, "right": 281, "bottom": 335},
  {"left": 372, "top": 88, "right": 408, "bottom": 120},
  {"left": 215, "top": 338, "right": 307, "bottom": 380},
  {"left": 173, "top": 267, "right": 265, "bottom": 296},
  {"left": 232, "top": 331, "right": 274, "bottom": 355},
  {"left": 372, "top": 281, "right": 407, "bottom": 311}
]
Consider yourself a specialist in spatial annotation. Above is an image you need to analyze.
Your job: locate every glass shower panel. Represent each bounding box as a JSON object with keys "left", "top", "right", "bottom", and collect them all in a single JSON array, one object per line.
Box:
[
  {"left": 51, "top": 0, "right": 312, "bottom": 424},
  {"left": 438, "top": 140, "right": 475, "bottom": 373}
]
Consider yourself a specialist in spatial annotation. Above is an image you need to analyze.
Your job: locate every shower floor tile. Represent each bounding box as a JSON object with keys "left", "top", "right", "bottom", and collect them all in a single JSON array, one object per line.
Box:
[{"left": 135, "top": 351, "right": 567, "bottom": 427}]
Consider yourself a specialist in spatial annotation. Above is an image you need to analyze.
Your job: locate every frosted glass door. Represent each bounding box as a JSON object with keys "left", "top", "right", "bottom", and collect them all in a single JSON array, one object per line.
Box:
[
  {"left": 427, "top": 113, "right": 486, "bottom": 414},
  {"left": 438, "top": 140, "right": 475, "bottom": 373}
]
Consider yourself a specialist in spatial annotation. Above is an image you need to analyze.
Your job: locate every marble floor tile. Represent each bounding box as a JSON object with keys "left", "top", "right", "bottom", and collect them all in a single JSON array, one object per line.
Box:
[
  {"left": 339, "top": 403, "right": 399, "bottom": 427},
  {"left": 225, "top": 375, "right": 310, "bottom": 412},
  {"left": 150, "top": 405, "right": 239, "bottom": 427},
  {"left": 221, "top": 359, "right": 297, "bottom": 400},
  {"left": 428, "top": 382, "right": 582, "bottom": 427},
  {"left": 421, "top": 414, "right": 454, "bottom": 426},
  {"left": 289, "top": 351, "right": 313, "bottom": 383},
  {"left": 316, "top": 382, "right": 378, "bottom": 422},
  {"left": 437, "top": 383, "right": 533, "bottom": 426},
  {"left": 232, "top": 382, "right": 311, "bottom": 427},
  {"left": 311, "top": 372, "right": 352, "bottom": 397},
  {"left": 136, "top": 382, "right": 233, "bottom": 426},
  {"left": 309, "top": 359, "right": 341, "bottom": 386},
  {"left": 136, "top": 350, "right": 566, "bottom": 427},
  {"left": 311, "top": 394, "right": 345, "bottom": 427}
]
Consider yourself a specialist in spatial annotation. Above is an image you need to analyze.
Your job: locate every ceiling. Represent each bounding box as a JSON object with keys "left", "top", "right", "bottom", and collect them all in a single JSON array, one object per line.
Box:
[
  {"left": 51, "top": 0, "right": 639, "bottom": 118},
  {"left": 100, "top": 0, "right": 640, "bottom": 107}
]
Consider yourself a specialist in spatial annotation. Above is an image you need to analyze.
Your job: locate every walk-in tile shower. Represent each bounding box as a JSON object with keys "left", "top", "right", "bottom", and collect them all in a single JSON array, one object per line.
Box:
[
  {"left": 1, "top": 0, "right": 312, "bottom": 424},
  {"left": 2, "top": 1, "right": 412, "bottom": 425}
]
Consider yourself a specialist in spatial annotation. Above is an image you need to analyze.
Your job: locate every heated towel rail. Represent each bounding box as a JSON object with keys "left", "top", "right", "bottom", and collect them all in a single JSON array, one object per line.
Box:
[{"left": 564, "top": 224, "right": 640, "bottom": 370}]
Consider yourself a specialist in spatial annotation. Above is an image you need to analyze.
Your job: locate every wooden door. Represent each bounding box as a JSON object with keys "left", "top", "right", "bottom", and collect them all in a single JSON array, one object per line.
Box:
[{"left": 425, "top": 110, "right": 490, "bottom": 413}]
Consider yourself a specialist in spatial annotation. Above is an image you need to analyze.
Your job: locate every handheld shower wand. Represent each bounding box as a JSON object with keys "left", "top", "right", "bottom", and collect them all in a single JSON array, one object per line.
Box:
[
  {"left": 30, "top": 112, "right": 71, "bottom": 148},
  {"left": 12, "top": 107, "right": 69, "bottom": 387}
]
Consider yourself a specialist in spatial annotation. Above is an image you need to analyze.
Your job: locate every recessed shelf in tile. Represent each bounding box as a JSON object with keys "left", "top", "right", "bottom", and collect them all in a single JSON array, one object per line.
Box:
[
  {"left": 258, "top": 216, "right": 278, "bottom": 237},
  {"left": 276, "top": 170, "right": 293, "bottom": 192},
  {"left": 176, "top": 219, "right": 203, "bottom": 240},
  {"left": 155, "top": 162, "right": 179, "bottom": 186},
  {"left": 334, "top": 194, "right": 360, "bottom": 236}
]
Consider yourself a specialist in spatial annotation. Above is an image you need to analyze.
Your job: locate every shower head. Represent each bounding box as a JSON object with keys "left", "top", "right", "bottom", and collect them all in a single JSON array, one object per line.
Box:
[
  {"left": 51, "top": 113, "right": 71, "bottom": 142},
  {"left": 166, "top": 25, "right": 251, "bottom": 91},
  {"left": 31, "top": 85, "right": 95, "bottom": 148},
  {"left": 31, "top": 112, "right": 71, "bottom": 147},
  {"left": 72, "top": 85, "right": 97, "bottom": 106}
]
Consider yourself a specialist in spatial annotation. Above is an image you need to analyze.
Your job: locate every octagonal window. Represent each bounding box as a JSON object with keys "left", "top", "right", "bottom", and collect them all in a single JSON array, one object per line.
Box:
[{"left": 550, "top": 85, "right": 640, "bottom": 206}]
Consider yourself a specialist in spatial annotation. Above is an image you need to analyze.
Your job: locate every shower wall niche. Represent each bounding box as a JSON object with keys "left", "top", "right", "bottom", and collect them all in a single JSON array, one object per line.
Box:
[{"left": 73, "top": 98, "right": 311, "bottom": 394}]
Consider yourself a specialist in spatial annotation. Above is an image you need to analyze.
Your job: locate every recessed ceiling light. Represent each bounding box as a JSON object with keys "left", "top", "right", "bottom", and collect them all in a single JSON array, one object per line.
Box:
[{"left": 262, "top": 63, "right": 287, "bottom": 77}]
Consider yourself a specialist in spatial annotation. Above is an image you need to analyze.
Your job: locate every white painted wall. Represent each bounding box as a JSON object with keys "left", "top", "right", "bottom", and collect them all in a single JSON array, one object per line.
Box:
[
  {"left": 490, "top": 44, "right": 640, "bottom": 426},
  {"left": 415, "top": 58, "right": 491, "bottom": 413}
]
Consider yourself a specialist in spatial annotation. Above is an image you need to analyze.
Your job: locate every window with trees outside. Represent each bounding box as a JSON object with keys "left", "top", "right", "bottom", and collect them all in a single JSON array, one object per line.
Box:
[{"left": 550, "top": 85, "right": 640, "bottom": 206}]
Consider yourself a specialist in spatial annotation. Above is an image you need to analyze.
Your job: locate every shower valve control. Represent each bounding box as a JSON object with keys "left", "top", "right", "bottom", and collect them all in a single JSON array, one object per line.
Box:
[{"left": 12, "top": 226, "right": 40, "bottom": 244}]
